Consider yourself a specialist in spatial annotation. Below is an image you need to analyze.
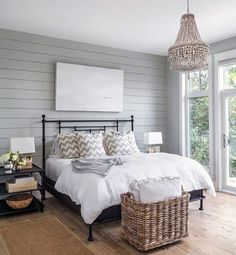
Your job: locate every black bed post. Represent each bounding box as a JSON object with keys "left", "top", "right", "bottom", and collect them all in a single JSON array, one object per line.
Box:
[
  {"left": 199, "top": 190, "right": 204, "bottom": 210},
  {"left": 58, "top": 120, "right": 61, "bottom": 134},
  {"left": 42, "top": 114, "right": 46, "bottom": 170},
  {"left": 131, "top": 115, "right": 134, "bottom": 131},
  {"left": 116, "top": 120, "right": 119, "bottom": 132},
  {"left": 88, "top": 224, "right": 93, "bottom": 241}
]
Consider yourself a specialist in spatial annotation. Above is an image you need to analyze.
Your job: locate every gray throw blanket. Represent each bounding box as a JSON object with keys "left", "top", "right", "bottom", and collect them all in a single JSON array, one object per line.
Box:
[{"left": 71, "top": 157, "right": 125, "bottom": 177}]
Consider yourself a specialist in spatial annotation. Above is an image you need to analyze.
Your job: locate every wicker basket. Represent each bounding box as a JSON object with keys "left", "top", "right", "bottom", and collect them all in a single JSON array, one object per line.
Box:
[
  {"left": 121, "top": 192, "right": 190, "bottom": 251},
  {"left": 6, "top": 194, "right": 33, "bottom": 210}
]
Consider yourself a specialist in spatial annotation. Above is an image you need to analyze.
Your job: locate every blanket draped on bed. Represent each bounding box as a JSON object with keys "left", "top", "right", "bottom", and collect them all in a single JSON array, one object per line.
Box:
[{"left": 71, "top": 157, "right": 125, "bottom": 177}]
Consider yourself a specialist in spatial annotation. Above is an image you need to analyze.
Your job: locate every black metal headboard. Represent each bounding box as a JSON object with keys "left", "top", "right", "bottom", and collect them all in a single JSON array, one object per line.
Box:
[{"left": 41, "top": 114, "right": 134, "bottom": 169}]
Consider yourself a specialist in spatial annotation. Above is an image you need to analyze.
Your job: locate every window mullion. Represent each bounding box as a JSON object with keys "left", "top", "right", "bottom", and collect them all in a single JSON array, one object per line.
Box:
[{"left": 188, "top": 90, "right": 209, "bottom": 99}]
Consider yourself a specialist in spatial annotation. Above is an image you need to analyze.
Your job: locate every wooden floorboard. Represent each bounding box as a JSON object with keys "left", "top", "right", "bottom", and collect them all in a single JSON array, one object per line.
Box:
[{"left": 0, "top": 192, "right": 235, "bottom": 255}]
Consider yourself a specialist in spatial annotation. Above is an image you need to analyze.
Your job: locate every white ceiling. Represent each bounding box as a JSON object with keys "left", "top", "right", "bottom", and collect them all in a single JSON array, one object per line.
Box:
[{"left": 1, "top": 0, "right": 236, "bottom": 56}]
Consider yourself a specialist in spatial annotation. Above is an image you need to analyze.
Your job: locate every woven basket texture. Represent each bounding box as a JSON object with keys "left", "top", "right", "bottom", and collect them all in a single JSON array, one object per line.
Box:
[
  {"left": 6, "top": 194, "right": 33, "bottom": 209},
  {"left": 121, "top": 192, "right": 190, "bottom": 251}
]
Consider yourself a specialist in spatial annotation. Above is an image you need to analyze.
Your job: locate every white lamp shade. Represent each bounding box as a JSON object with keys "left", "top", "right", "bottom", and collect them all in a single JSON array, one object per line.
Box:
[
  {"left": 143, "top": 132, "right": 163, "bottom": 145},
  {"left": 10, "top": 137, "right": 35, "bottom": 154}
]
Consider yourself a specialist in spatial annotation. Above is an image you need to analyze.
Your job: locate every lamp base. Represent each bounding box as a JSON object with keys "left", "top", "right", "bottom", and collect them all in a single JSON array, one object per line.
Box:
[
  {"left": 146, "top": 146, "right": 160, "bottom": 153},
  {"left": 17, "top": 155, "right": 33, "bottom": 170}
]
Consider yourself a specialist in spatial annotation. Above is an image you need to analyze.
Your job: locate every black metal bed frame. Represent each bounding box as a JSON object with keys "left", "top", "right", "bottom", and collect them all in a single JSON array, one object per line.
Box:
[{"left": 41, "top": 114, "right": 205, "bottom": 241}]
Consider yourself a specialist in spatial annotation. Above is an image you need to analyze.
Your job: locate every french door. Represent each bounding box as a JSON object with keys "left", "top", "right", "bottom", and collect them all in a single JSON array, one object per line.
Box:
[{"left": 222, "top": 93, "right": 236, "bottom": 191}]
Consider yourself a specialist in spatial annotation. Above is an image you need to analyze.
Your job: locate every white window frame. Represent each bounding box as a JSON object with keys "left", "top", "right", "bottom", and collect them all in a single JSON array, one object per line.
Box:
[
  {"left": 214, "top": 49, "right": 236, "bottom": 192},
  {"left": 179, "top": 57, "right": 214, "bottom": 180}
]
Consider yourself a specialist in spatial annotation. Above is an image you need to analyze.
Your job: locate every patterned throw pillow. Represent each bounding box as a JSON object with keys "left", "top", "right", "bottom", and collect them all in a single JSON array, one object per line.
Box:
[
  {"left": 126, "top": 131, "right": 140, "bottom": 153},
  {"left": 104, "top": 132, "right": 133, "bottom": 156},
  {"left": 56, "top": 133, "right": 80, "bottom": 159},
  {"left": 76, "top": 132, "right": 106, "bottom": 158}
]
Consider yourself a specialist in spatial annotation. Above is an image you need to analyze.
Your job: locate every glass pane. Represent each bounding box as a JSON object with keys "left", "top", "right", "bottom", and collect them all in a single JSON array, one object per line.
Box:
[
  {"left": 189, "top": 97, "right": 209, "bottom": 168},
  {"left": 189, "top": 69, "right": 208, "bottom": 91},
  {"left": 228, "top": 97, "right": 236, "bottom": 185},
  {"left": 223, "top": 64, "right": 236, "bottom": 88}
]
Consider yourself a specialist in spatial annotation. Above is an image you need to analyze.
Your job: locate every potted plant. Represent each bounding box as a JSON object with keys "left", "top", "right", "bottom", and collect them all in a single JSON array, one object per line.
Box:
[{"left": 0, "top": 151, "right": 19, "bottom": 170}]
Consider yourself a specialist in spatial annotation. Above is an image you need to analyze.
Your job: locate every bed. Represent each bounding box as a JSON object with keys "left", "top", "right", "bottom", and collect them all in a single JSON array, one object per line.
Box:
[{"left": 42, "top": 114, "right": 215, "bottom": 241}]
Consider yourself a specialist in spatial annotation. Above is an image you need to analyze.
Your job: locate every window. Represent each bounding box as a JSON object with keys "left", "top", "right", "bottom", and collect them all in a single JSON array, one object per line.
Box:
[
  {"left": 220, "top": 62, "right": 236, "bottom": 187},
  {"left": 227, "top": 96, "right": 236, "bottom": 179},
  {"left": 189, "top": 97, "right": 209, "bottom": 167},
  {"left": 214, "top": 50, "right": 236, "bottom": 193},
  {"left": 189, "top": 69, "right": 208, "bottom": 91},
  {"left": 221, "top": 64, "right": 236, "bottom": 89},
  {"left": 184, "top": 70, "right": 210, "bottom": 169}
]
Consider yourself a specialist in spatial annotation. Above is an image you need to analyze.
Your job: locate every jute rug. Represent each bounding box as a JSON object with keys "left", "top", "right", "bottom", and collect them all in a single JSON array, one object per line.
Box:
[{"left": 0, "top": 216, "right": 93, "bottom": 255}]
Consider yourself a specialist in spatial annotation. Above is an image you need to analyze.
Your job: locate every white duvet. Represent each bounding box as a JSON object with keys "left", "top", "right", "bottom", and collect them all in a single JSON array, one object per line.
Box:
[{"left": 54, "top": 152, "right": 215, "bottom": 224}]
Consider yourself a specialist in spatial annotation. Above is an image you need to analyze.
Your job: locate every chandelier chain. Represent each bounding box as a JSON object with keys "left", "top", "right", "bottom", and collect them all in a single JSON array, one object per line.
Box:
[{"left": 187, "top": 0, "right": 190, "bottom": 13}]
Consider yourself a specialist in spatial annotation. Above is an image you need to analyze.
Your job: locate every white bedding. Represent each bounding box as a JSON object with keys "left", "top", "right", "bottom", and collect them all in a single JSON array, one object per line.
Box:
[
  {"left": 54, "top": 152, "right": 215, "bottom": 224},
  {"left": 46, "top": 157, "right": 71, "bottom": 182}
]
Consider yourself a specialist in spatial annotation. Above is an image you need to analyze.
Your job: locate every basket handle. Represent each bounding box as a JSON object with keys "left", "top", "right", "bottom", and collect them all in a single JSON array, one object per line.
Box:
[{"left": 126, "top": 192, "right": 136, "bottom": 201}]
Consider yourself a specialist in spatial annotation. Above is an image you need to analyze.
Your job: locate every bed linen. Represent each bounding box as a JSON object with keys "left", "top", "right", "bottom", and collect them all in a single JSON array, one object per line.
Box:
[
  {"left": 53, "top": 152, "right": 215, "bottom": 224},
  {"left": 131, "top": 177, "right": 182, "bottom": 203},
  {"left": 46, "top": 157, "right": 72, "bottom": 182}
]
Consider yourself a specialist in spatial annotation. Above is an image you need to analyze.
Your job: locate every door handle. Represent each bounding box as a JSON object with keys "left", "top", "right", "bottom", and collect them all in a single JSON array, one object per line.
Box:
[{"left": 223, "top": 134, "right": 230, "bottom": 148}]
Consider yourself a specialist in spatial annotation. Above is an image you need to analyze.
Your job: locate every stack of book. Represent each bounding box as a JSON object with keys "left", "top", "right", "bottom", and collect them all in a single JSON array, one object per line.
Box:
[{"left": 6, "top": 176, "right": 38, "bottom": 193}]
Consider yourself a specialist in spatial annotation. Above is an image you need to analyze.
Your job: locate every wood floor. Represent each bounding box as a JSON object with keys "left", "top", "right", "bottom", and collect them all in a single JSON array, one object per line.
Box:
[{"left": 0, "top": 192, "right": 236, "bottom": 255}]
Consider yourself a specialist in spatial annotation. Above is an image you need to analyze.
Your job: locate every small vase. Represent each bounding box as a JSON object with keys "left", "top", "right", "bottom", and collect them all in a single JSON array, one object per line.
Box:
[{"left": 4, "top": 161, "right": 14, "bottom": 170}]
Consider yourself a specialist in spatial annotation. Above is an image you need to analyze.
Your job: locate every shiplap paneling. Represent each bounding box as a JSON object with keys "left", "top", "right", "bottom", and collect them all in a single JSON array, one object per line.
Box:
[{"left": 0, "top": 29, "right": 167, "bottom": 165}]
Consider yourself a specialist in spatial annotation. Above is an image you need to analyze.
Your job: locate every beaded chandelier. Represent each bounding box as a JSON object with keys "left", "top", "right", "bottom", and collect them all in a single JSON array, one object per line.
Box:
[{"left": 168, "top": 0, "right": 210, "bottom": 72}]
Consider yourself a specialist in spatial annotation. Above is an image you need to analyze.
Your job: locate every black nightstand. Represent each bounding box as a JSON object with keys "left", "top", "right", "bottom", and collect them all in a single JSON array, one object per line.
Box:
[{"left": 0, "top": 164, "right": 45, "bottom": 216}]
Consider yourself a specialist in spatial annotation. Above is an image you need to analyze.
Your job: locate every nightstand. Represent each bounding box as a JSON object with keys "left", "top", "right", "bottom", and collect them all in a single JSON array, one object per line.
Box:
[{"left": 0, "top": 164, "right": 45, "bottom": 216}]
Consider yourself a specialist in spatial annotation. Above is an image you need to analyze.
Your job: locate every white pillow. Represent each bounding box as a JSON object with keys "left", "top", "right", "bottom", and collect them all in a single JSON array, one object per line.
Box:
[
  {"left": 126, "top": 131, "right": 140, "bottom": 153},
  {"left": 130, "top": 180, "right": 141, "bottom": 201},
  {"left": 130, "top": 177, "right": 181, "bottom": 203},
  {"left": 130, "top": 177, "right": 162, "bottom": 201},
  {"left": 50, "top": 136, "right": 62, "bottom": 157}
]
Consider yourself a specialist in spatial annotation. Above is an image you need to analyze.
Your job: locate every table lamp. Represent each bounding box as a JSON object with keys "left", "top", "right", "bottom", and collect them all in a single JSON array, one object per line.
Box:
[
  {"left": 143, "top": 132, "right": 163, "bottom": 153},
  {"left": 10, "top": 137, "right": 35, "bottom": 169}
]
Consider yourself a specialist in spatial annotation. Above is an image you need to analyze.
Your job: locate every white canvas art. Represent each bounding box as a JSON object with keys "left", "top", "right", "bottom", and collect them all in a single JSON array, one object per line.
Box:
[{"left": 55, "top": 62, "right": 124, "bottom": 112}]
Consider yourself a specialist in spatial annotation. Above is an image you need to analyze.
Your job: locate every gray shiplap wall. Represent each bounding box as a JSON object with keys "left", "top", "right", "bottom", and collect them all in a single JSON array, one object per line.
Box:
[{"left": 0, "top": 29, "right": 167, "bottom": 166}]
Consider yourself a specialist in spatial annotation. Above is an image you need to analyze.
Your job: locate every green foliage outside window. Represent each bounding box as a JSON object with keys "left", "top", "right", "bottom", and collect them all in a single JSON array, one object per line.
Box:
[
  {"left": 188, "top": 66, "right": 236, "bottom": 175},
  {"left": 189, "top": 65, "right": 236, "bottom": 177},
  {"left": 188, "top": 66, "right": 236, "bottom": 177},
  {"left": 225, "top": 65, "right": 236, "bottom": 88},
  {"left": 189, "top": 97, "right": 209, "bottom": 168},
  {"left": 188, "top": 70, "right": 209, "bottom": 168},
  {"left": 225, "top": 65, "right": 236, "bottom": 176},
  {"left": 189, "top": 70, "right": 208, "bottom": 91},
  {"left": 228, "top": 91, "right": 236, "bottom": 177}
]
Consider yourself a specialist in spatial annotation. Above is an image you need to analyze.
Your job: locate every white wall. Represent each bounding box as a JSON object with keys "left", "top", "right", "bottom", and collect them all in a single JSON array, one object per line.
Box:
[{"left": 166, "top": 66, "right": 180, "bottom": 154}]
